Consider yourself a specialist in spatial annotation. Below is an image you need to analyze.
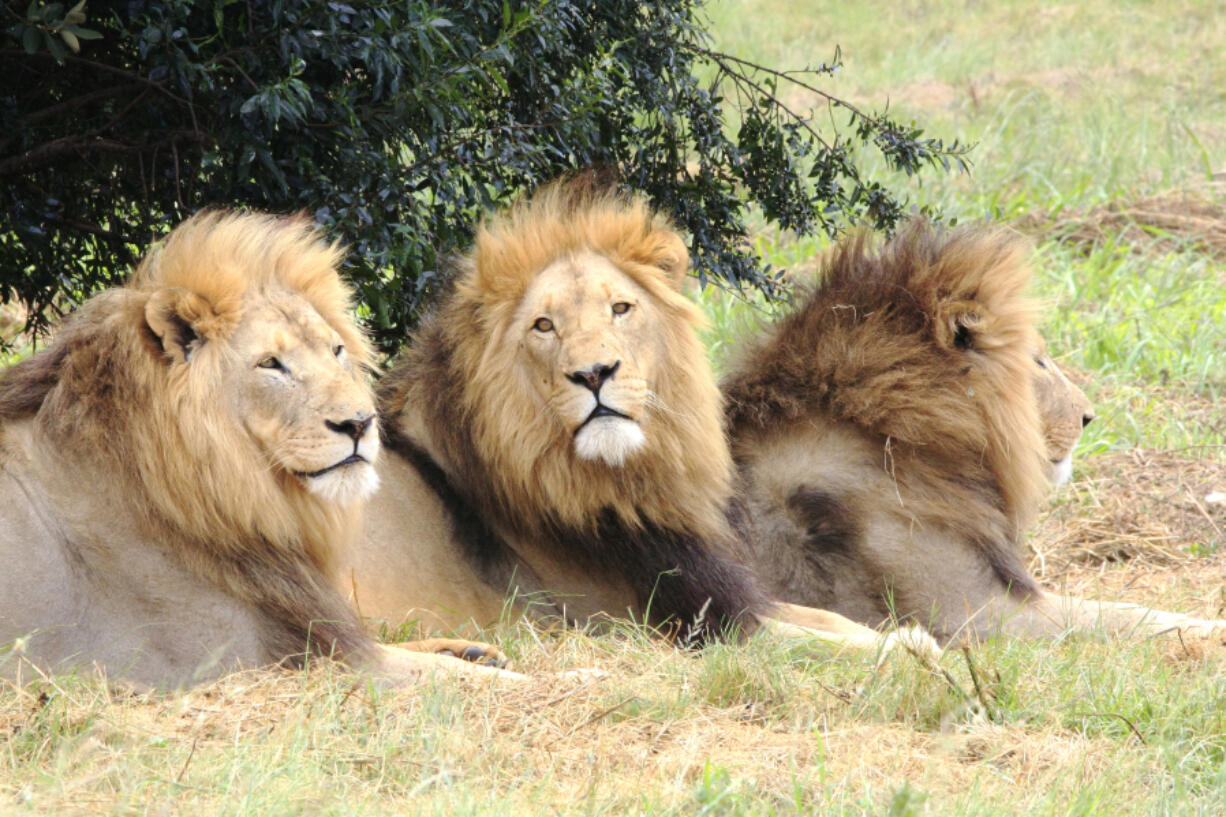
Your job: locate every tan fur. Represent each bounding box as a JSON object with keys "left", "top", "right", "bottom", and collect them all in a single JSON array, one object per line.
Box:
[
  {"left": 724, "top": 221, "right": 1226, "bottom": 643},
  {"left": 1034, "top": 345, "right": 1095, "bottom": 485},
  {"left": 347, "top": 180, "right": 891, "bottom": 653},
  {"left": 0, "top": 211, "right": 515, "bottom": 687},
  {"left": 406, "top": 181, "right": 731, "bottom": 536}
]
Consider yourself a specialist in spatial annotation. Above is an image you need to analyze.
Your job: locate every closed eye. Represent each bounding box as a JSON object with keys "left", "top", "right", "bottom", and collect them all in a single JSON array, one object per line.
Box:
[{"left": 333, "top": 343, "right": 345, "bottom": 358}]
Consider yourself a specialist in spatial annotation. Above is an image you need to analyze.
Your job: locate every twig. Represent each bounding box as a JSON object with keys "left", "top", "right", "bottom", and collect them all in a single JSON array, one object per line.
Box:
[
  {"left": 21, "top": 83, "right": 144, "bottom": 125},
  {"left": 175, "top": 737, "right": 198, "bottom": 783},
  {"left": 1080, "top": 711, "right": 1146, "bottom": 745},
  {"left": 560, "top": 696, "right": 636, "bottom": 738},
  {"left": 530, "top": 676, "right": 607, "bottom": 712},
  {"left": 961, "top": 646, "right": 996, "bottom": 722}
]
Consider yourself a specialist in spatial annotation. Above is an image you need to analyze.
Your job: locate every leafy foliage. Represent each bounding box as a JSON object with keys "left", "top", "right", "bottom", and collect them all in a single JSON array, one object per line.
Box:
[{"left": 1, "top": 0, "right": 969, "bottom": 351}]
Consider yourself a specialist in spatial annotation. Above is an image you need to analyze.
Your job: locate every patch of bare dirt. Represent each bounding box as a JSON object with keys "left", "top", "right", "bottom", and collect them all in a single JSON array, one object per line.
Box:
[{"left": 1031, "top": 447, "right": 1226, "bottom": 618}]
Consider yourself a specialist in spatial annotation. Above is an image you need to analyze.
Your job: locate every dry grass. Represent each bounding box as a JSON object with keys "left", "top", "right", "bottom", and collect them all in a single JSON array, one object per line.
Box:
[
  {"left": 1034, "top": 449, "right": 1226, "bottom": 573},
  {"left": 3, "top": 620, "right": 1202, "bottom": 816},
  {"left": 1019, "top": 182, "right": 1226, "bottom": 262}
]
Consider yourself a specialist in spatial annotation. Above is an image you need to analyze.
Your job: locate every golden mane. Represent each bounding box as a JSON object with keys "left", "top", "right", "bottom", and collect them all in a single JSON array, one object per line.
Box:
[
  {"left": 130, "top": 210, "right": 373, "bottom": 368},
  {"left": 0, "top": 211, "right": 374, "bottom": 663},
  {"left": 723, "top": 221, "right": 1048, "bottom": 539},
  {"left": 383, "top": 180, "right": 733, "bottom": 540},
  {"left": 377, "top": 179, "right": 768, "bottom": 638}
]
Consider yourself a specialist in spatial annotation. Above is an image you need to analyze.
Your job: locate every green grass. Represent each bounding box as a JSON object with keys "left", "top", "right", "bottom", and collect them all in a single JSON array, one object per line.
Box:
[
  {"left": 704, "top": 0, "right": 1226, "bottom": 211},
  {"left": 703, "top": 0, "right": 1226, "bottom": 455}
]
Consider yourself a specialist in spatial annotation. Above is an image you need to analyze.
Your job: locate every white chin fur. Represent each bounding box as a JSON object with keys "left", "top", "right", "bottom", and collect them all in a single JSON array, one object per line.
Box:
[
  {"left": 574, "top": 417, "right": 645, "bottom": 466},
  {"left": 1049, "top": 454, "right": 1074, "bottom": 486},
  {"left": 306, "top": 463, "right": 381, "bottom": 505}
]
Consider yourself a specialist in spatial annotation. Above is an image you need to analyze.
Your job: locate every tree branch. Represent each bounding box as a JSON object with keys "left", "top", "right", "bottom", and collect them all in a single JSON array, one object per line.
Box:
[
  {"left": 22, "top": 83, "right": 146, "bottom": 126},
  {"left": 0, "top": 131, "right": 205, "bottom": 176}
]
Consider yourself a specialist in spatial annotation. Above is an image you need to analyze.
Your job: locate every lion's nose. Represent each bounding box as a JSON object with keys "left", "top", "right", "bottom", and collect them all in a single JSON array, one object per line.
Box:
[
  {"left": 1081, "top": 411, "right": 1094, "bottom": 429},
  {"left": 325, "top": 413, "right": 375, "bottom": 442},
  {"left": 567, "top": 360, "right": 620, "bottom": 393}
]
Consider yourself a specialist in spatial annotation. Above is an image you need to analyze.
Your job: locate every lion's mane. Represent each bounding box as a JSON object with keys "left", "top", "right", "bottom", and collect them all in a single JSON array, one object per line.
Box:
[
  {"left": 723, "top": 221, "right": 1047, "bottom": 594},
  {"left": 380, "top": 181, "right": 767, "bottom": 635},
  {"left": 0, "top": 212, "right": 377, "bottom": 665}
]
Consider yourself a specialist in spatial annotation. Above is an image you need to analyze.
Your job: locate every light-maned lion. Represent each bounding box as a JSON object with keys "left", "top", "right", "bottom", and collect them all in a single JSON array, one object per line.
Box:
[
  {"left": 0, "top": 211, "right": 514, "bottom": 688},
  {"left": 342, "top": 180, "right": 902, "bottom": 653},
  {"left": 722, "top": 222, "right": 1226, "bottom": 643}
]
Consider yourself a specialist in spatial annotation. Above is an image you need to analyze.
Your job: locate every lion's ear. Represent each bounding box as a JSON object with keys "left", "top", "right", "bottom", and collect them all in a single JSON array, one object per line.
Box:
[
  {"left": 144, "top": 287, "right": 240, "bottom": 364},
  {"left": 638, "top": 230, "right": 690, "bottom": 290},
  {"left": 953, "top": 312, "right": 978, "bottom": 350},
  {"left": 932, "top": 302, "right": 982, "bottom": 353}
]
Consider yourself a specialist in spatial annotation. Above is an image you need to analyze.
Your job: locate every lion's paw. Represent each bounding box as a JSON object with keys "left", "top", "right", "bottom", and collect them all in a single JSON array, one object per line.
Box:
[
  {"left": 878, "top": 625, "right": 942, "bottom": 666},
  {"left": 400, "top": 638, "right": 509, "bottom": 668}
]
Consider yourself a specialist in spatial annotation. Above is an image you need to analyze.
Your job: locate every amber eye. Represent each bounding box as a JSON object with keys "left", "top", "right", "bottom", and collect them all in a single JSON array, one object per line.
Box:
[
  {"left": 257, "top": 356, "right": 283, "bottom": 370},
  {"left": 533, "top": 317, "right": 554, "bottom": 333},
  {"left": 611, "top": 301, "right": 632, "bottom": 315}
]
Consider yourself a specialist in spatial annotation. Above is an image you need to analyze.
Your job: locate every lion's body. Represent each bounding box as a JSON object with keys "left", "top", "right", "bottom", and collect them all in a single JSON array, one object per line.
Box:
[
  {"left": 724, "top": 223, "right": 1225, "bottom": 642},
  {"left": 347, "top": 181, "right": 890, "bottom": 650},
  {"left": 348, "top": 183, "right": 764, "bottom": 639},
  {"left": 0, "top": 212, "right": 512, "bottom": 687},
  {"left": 0, "top": 440, "right": 270, "bottom": 683}
]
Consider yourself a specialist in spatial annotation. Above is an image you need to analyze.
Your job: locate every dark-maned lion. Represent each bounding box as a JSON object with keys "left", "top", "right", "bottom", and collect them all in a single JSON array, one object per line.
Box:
[
  {"left": 342, "top": 180, "right": 915, "bottom": 654},
  {"left": 0, "top": 211, "right": 515, "bottom": 687},
  {"left": 722, "top": 222, "right": 1226, "bottom": 643}
]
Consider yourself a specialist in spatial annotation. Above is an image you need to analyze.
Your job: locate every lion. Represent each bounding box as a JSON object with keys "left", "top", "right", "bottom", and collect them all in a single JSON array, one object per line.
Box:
[
  {"left": 339, "top": 179, "right": 922, "bottom": 656},
  {"left": 722, "top": 221, "right": 1226, "bottom": 643},
  {"left": 1035, "top": 343, "right": 1094, "bottom": 487},
  {"left": 0, "top": 211, "right": 516, "bottom": 688}
]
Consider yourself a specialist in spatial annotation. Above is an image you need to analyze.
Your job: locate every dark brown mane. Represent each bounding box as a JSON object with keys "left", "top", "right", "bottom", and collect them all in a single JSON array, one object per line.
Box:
[{"left": 723, "top": 221, "right": 1048, "bottom": 597}]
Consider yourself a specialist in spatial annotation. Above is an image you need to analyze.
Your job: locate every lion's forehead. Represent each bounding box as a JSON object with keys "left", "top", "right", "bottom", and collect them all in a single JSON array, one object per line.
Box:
[
  {"left": 227, "top": 290, "right": 373, "bottom": 419},
  {"left": 1035, "top": 359, "right": 1090, "bottom": 417},
  {"left": 1034, "top": 357, "right": 1091, "bottom": 460},
  {"left": 233, "top": 290, "right": 341, "bottom": 353},
  {"left": 519, "top": 251, "right": 644, "bottom": 321}
]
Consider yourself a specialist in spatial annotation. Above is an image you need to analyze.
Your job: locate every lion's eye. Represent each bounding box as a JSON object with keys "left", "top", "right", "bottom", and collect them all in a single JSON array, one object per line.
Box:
[
  {"left": 333, "top": 343, "right": 345, "bottom": 358},
  {"left": 257, "top": 356, "right": 284, "bottom": 370},
  {"left": 1035, "top": 357, "right": 1048, "bottom": 370},
  {"left": 533, "top": 317, "right": 554, "bottom": 333},
  {"left": 611, "top": 301, "right": 632, "bottom": 315}
]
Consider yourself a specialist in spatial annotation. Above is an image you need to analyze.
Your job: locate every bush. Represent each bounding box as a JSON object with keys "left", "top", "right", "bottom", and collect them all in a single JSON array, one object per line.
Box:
[{"left": 1, "top": 0, "right": 968, "bottom": 351}]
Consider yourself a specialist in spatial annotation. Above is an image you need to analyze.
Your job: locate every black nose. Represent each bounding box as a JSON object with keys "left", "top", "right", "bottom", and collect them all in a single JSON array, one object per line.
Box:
[
  {"left": 1081, "top": 413, "right": 1094, "bottom": 429},
  {"left": 567, "top": 360, "right": 620, "bottom": 393},
  {"left": 326, "top": 413, "right": 374, "bottom": 442}
]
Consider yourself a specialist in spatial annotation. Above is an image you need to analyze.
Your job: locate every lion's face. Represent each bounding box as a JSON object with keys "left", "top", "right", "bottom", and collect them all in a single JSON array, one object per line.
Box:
[
  {"left": 144, "top": 278, "right": 380, "bottom": 509},
  {"left": 514, "top": 251, "right": 658, "bottom": 467},
  {"left": 221, "top": 290, "right": 380, "bottom": 504},
  {"left": 1034, "top": 351, "right": 1093, "bottom": 486}
]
